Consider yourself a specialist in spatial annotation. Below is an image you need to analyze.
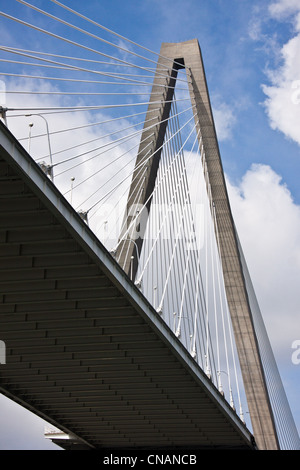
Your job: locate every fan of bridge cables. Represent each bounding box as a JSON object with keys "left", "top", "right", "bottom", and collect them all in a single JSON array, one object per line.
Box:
[{"left": 0, "top": 0, "right": 249, "bottom": 428}]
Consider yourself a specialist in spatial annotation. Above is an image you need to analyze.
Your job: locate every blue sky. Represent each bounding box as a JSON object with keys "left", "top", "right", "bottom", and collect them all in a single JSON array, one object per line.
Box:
[{"left": 0, "top": 0, "right": 300, "bottom": 450}]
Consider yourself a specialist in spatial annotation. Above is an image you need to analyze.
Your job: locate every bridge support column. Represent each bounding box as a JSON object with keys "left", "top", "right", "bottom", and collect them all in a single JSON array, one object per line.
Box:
[{"left": 118, "top": 39, "right": 279, "bottom": 450}]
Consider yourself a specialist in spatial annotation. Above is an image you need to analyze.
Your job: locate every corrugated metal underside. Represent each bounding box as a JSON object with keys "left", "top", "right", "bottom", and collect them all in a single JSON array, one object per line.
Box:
[{"left": 0, "top": 124, "right": 255, "bottom": 450}]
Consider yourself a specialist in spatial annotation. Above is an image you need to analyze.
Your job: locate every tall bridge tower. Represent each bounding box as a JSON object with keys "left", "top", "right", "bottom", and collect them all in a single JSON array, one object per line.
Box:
[{"left": 117, "top": 39, "right": 279, "bottom": 450}]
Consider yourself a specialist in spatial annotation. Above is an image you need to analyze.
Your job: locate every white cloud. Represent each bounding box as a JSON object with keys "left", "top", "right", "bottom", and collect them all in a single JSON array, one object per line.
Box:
[
  {"left": 269, "top": 0, "right": 300, "bottom": 20},
  {"left": 226, "top": 163, "right": 300, "bottom": 364},
  {"left": 261, "top": 1, "right": 300, "bottom": 146}
]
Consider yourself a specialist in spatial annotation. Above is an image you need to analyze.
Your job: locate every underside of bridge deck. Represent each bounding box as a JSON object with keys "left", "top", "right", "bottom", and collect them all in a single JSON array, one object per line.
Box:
[{"left": 0, "top": 121, "right": 255, "bottom": 450}]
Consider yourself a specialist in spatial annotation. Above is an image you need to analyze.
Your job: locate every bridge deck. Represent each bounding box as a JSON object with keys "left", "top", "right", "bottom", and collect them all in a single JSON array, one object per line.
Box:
[{"left": 0, "top": 121, "right": 255, "bottom": 449}]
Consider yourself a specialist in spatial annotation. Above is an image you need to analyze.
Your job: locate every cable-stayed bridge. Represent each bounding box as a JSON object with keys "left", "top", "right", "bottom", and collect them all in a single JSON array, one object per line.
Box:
[{"left": 0, "top": 0, "right": 299, "bottom": 451}]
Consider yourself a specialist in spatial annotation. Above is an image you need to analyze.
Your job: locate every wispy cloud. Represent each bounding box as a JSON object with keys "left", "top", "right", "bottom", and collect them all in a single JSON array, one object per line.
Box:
[{"left": 212, "top": 100, "right": 237, "bottom": 141}]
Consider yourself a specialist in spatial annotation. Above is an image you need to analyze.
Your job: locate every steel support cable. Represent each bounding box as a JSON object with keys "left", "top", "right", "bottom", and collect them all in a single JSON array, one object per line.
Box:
[
  {"left": 175, "top": 139, "right": 204, "bottom": 348},
  {"left": 208, "top": 195, "right": 223, "bottom": 394},
  {"left": 120, "top": 179, "right": 147, "bottom": 272},
  {"left": 16, "top": 108, "right": 162, "bottom": 142},
  {"left": 266, "top": 345, "right": 298, "bottom": 448},
  {"left": 12, "top": 2, "right": 191, "bottom": 85},
  {"left": 160, "top": 110, "right": 192, "bottom": 326},
  {"left": 167, "top": 100, "right": 195, "bottom": 313},
  {"left": 99, "top": 159, "right": 150, "bottom": 246},
  {"left": 2, "top": 88, "right": 176, "bottom": 97},
  {"left": 91, "top": 112, "right": 198, "bottom": 234},
  {"left": 240, "top": 250, "right": 297, "bottom": 446},
  {"left": 4, "top": 89, "right": 185, "bottom": 98},
  {"left": 84, "top": 145, "right": 152, "bottom": 217},
  {"left": 146, "top": 143, "right": 162, "bottom": 309},
  {"left": 186, "top": 150, "right": 210, "bottom": 374},
  {"left": 166, "top": 112, "right": 184, "bottom": 294},
  {"left": 133, "top": 120, "right": 198, "bottom": 286},
  {"left": 154, "top": 124, "right": 174, "bottom": 314},
  {"left": 209, "top": 207, "right": 245, "bottom": 420},
  {"left": 156, "top": 127, "right": 200, "bottom": 317},
  {"left": 1, "top": 45, "right": 187, "bottom": 77},
  {"left": 156, "top": 193, "right": 191, "bottom": 316},
  {"left": 50, "top": 0, "right": 189, "bottom": 74},
  {"left": 80, "top": 144, "right": 153, "bottom": 218},
  {"left": 180, "top": 198, "right": 206, "bottom": 351},
  {"left": 53, "top": 129, "right": 144, "bottom": 173},
  {"left": 238, "top": 237, "right": 300, "bottom": 447},
  {"left": 112, "top": 155, "right": 152, "bottom": 268},
  {"left": 223, "top": 291, "right": 246, "bottom": 422},
  {"left": 190, "top": 155, "right": 213, "bottom": 374},
  {"left": 0, "top": 45, "right": 146, "bottom": 67},
  {"left": 53, "top": 105, "right": 194, "bottom": 181},
  {"left": 4, "top": 98, "right": 190, "bottom": 113},
  {"left": 114, "top": 118, "right": 199, "bottom": 274},
  {"left": 0, "top": 41, "right": 158, "bottom": 86},
  {"left": 60, "top": 132, "right": 154, "bottom": 194},
  {"left": 59, "top": 140, "right": 148, "bottom": 202},
  {"left": 156, "top": 124, "right": 178, "bottom": 320},
  {"left": 190, "top": 219, "right": 206, "bottom": 360},
  {"left": 134, "top": 123, "right": 199, "bottom": 286},
  {"left": 214, "top": 233, "right": 235, "bottom": 403},
  {"left": 48, "top": 104, "right": 194, "bottom": 164},
  {"left": 52, "top": 132, "right": 145, "bottom": 167},
  {"left": 0, "top": 56, "right": 153, "bottom": 80},
  {"left": 88, "top": 159, "right": 152, "bottom": 265},
  {"left": 176, "top": 226, "right": 204, "bottom": 354},
  {"left": 119, "top": 145, "right": 170, "bottom": 276},
  {"left": 260, "top": 340, "right": 300, "bottom": 446},
  {"left": 4, "top": 72, "right": 175, "bottom": 80},
  {"left": 0, "top": 54, "right": 186, "bottom": 81},
  {"left": 212, "top": 205, "right": 241, "bottom": 412},
  {"left": 0, "top": 71, "right": 185, "bottom": 91},
  {"left": 169, "top": 99, "right": 206, "bottom": 357},
  {"left": 0, "top": 72, "right": 155, "bottom": 88},
  {"left": 97, "top": 149, "right": 152, "bottom": 222},
  {"left": 0, "top": 52, "right": 187, "bottom": 88},
  {"left": 80, "top": 141, "right": 154, "bottom": 216},
  {"left": 175, "top": 137, "right": 202, "bottom": 339},
  {"left": 171, "top": 109, "right": 203, "bottom": 350},
  {"left": 188, "top": 164, "right": 215, "bottom": 371},
  {"left": 43, "top": 117, "right": 159, "bottom": 164},
  {"left": 35, "top": 118, "right": 155, "bottom": 160},
  {"left": 258, "top": 332, "right": 298, "bottom": 447},
  {"left": 159, "top": 146, "right": 171, "bottom": 313},
  {"left": 201, "top": 169, "right": 224, "bottom": 389},
  {"left": 193, "top": 173, "right": 218, "bottom": 383},
  {"left": 164, "top": 120, "right": 184, "bottom": 319},
  {"left": 175, "top": 232, "right": 192, "bottom": 338},
  {"left": 204, "top": 164, "right": 215, "bottom": 379},
  {"left": 118, "top": 142, "right": 176, "bottom": 272},
  {"left": 200, "top": 156, "right": 210, "bottom": 372},
  {"left": 205, "top": 240, "right": 219, "bottom": 382}
]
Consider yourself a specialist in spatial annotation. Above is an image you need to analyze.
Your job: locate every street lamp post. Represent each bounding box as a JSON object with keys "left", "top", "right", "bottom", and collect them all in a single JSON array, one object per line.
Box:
[{"left": 26, "top": 113, "right": 54, "bottom": 181}]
